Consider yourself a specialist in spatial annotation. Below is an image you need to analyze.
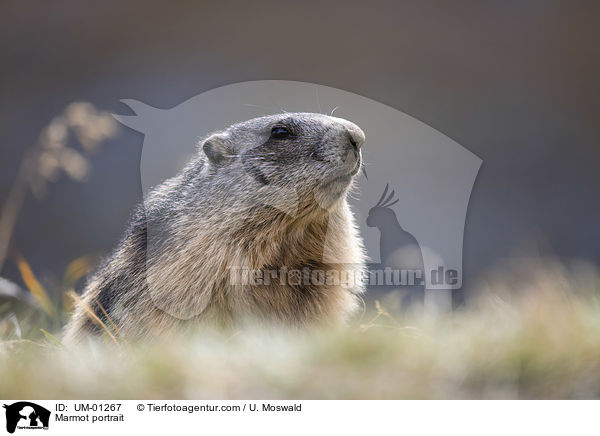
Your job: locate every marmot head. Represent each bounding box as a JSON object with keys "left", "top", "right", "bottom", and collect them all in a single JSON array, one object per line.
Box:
[{"left": 199, "top": 113, "right": 365, "bottom": 215}]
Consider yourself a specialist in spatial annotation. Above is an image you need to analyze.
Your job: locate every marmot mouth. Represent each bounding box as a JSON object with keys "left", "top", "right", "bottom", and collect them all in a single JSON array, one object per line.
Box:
[
  {"left": 321, "top": 152, "right": 361, "bottom": 190},
  {"left": 350, "top": 152, "right": 362, "bottom": 176},
  {"left": 322, "top": 167, "right": 359, "bottom": 189}
]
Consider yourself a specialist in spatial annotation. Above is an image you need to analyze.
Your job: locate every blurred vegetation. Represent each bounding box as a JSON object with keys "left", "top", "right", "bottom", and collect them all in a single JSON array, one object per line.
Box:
[
  {"left": 0, "top": 102, "right": 116, "bottom": 337},
  {"left": 1, "top": 258, "right": 600, "bottom": 399}
]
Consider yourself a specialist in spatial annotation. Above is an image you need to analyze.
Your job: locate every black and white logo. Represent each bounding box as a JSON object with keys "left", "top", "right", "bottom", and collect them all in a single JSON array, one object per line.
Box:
[{"left": 3, "top": 402, "right": 50, "bottom": 434}]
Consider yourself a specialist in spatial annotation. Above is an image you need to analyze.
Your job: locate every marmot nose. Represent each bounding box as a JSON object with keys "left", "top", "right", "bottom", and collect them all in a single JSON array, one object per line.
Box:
[{"left": 346, "top": 126, "right": 365, "bottom": 151}]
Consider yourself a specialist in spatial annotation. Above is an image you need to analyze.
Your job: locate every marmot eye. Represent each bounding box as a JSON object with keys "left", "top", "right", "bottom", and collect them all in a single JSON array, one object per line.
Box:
[{"left": 271, "top": 126, "right": 291, "bottom": 139}]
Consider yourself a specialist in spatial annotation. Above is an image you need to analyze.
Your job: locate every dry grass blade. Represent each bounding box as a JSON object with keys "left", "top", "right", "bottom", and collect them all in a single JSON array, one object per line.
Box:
[
  {"left": 61, "top": 256, "right": 96, "bottom": 312},
  {"left": 15, "top": 254, "right": 55, "bottom": 316},
  {"left": 94, "top": 300, "right": 122, "bottom": 339},
  {"left": 40, "top": 328, "right": 63, "bottom": 347},
  {"left": 66, "top": 290, "right": 119, "bottom": 345},
  {"left": 62, "top": 256, "right": 95, "bottom": 288}
]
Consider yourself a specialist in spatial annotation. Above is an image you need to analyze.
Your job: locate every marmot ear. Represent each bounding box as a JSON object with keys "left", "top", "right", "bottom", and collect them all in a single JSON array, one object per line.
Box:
[{"left": 202, "top": 136, "right": 234, "bottom": 166}]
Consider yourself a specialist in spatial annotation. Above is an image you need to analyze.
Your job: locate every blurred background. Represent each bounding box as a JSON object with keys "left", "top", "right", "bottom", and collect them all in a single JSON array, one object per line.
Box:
[{"left": 1, "top": 0, "right": 599, "bottom": 304}]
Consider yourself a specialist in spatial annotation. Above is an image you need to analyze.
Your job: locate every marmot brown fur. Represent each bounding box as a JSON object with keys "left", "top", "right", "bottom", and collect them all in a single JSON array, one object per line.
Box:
[{"left": 64, "top": 113, "right": 366, "bottom": 342}]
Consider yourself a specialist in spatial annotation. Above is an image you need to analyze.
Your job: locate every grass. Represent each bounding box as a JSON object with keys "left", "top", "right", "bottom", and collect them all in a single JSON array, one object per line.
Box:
[{"left": 1, "top": 258, "right": 600, "bottom": 399}]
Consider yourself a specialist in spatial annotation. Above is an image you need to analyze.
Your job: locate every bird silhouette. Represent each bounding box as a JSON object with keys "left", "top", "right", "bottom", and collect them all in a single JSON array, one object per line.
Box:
[{"left": 366, "top": 183, "right": 425, "bottom": 308}]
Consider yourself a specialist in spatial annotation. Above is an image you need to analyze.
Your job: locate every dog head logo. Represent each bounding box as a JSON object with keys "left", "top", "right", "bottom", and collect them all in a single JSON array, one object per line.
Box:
[
  {"left": 3, "top": 402, "right": 50, "bottom": 433},
  {"left": 114, "top": 80, "right": 482, "bottom": 317}
]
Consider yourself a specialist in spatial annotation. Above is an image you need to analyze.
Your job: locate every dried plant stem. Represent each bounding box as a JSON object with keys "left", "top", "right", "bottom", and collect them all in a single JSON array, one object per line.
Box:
[
  {"left": 0, "top": 150, "right": 37, "bottom": 273},
  {"left": 67, "top": 290, "right": 120, "bottom": 345}
]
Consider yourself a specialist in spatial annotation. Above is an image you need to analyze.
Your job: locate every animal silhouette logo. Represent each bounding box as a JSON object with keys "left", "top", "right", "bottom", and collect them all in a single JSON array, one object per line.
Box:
[
  {"left": 366, "top": 184, "right": 425, "bottom": 306},
  {"left": 367, "top": 183, "right": 423, "bottom": 271},
  {"left": 3, "top": 402, "right": 50, "bottom": 433},
  {"left": 114, "top": 80, "right": 482, "bottom": 309}
]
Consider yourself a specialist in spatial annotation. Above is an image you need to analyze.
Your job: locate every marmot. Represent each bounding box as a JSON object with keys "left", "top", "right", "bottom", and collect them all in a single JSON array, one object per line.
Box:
[{"left": 64, "top": 113, "right": 366, "bottom": 342}]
